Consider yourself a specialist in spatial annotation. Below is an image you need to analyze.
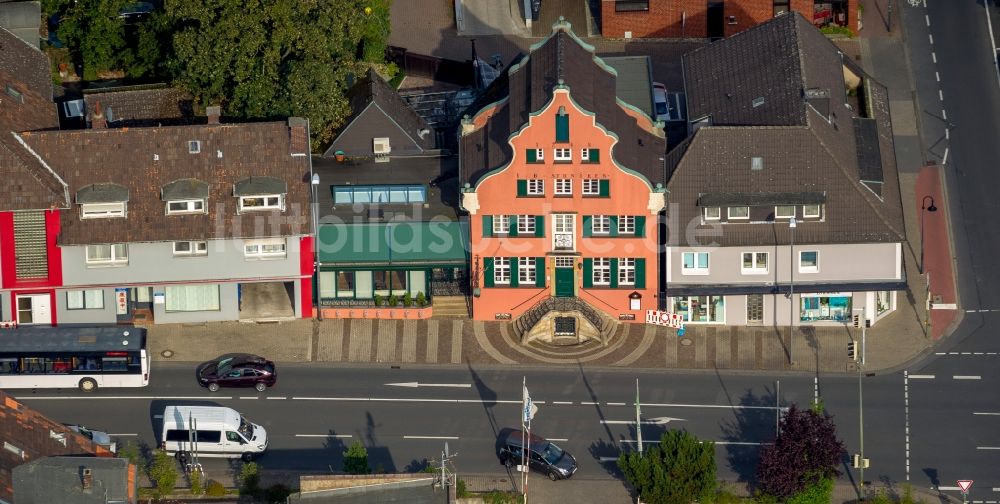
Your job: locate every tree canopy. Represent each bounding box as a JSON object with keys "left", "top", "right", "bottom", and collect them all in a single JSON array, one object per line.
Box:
[
  {"left": 617, "top": 429, "right": 716, "bottom": 504},
  {"left": 756, "top": 404, "right": 845, "bottom": 500}
]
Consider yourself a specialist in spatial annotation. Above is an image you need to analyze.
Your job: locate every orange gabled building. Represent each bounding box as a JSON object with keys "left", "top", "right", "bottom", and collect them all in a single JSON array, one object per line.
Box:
[{"left": 460, "top": 19, "right": 666, "bottom": 335}]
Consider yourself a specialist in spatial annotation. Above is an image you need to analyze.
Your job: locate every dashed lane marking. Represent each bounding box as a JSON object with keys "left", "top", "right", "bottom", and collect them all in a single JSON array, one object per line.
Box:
[
  {"left": 974, "top": 412, "right": 1000, "bottom": 415},
  {"left": 295, "top": 434, "right": 352, "bottom": 438},
  {"left": 954, "top": 375, "right": 982, "bottom": 380},
  {"left": 403, "top": 436, "right": 459, "bottom": 440},
  {"left": 908, "top": 375, "right": 935, "bottom": 379}
]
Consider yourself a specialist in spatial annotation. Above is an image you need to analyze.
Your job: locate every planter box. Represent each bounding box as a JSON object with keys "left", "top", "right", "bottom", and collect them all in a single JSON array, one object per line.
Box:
[{"left": 319, "top": 306, "right": 433, "bottom": 319}]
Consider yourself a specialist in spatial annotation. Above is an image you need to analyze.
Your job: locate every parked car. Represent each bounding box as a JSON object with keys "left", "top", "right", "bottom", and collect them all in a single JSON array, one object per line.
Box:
[
  {"left": 196, "top": 354, "right": 276, "bottom": 392},
  {"left": 498, "top": 429, "right": 577, "bottom": 481},
  {"left": 653, "top": 82, "right": 669, "bottom": 122},
  {"left": 65, "top": 424, "right": 117, "bottom": 454}
]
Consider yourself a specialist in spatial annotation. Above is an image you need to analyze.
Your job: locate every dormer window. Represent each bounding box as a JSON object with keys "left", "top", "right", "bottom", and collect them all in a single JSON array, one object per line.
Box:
[
  {"left": 234, "top": 176, "right": 287, "bottom": 213},
  {"left": 162, "top": 179, "right": 209, "bottom": 215},
  {"left": 76, "top": 183, "right": 128, "bottom": 219},
  {"left": 188, "top": 140, "right": 201, "bottom": 154}
]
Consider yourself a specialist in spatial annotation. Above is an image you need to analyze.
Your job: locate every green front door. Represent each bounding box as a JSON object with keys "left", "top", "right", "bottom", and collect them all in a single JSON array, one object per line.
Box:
[{"left": 555, "top": 266, "right": 574, "bottom": 297}]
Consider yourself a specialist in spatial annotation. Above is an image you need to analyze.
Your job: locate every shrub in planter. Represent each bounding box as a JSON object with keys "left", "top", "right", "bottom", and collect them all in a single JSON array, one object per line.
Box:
[
  {"left": 388, "top": 294, "right": 399, "bottom": 307},
  {"left": 416, "top": 291, "right": 427, "bottom": 307},
  {"left": 148, "top": 449, "right": 177, "bottom": 499},
  {"left": 206, "top": 480, "right": 227, "bottom": 496},
  {"left": 373, "top": 294, "right": 382, "bottom": 306},
  {"left": 403, "top": 292, "right": 413, "bottom": 307},
  {"left": 190, "top": 470, "right": 203, "bottom": 495}
]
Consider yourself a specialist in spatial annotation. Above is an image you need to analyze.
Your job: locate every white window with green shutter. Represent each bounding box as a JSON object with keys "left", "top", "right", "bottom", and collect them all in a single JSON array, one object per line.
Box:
[
  {"left": 517, "top": 215, "right": 535, "bottom": 235},
  {"left": 527, "top": 179, "right": 544, "bottom": 195},
  {"left": 526, "top": 149, "right": 544, "bottom": 163},
  {"left": 592, "top": 215, "right": 611, "bottom": 234},
  {"left": 618, "top": 258, "right": 636, "bottom": 286},
  {"left": 618, "top": 216, "right": 635, "bottom": 234},
  {"left": 494, "top": 258, "right": 511, "bottom": 285},
  {"left": 593, "top": 258, "right": 611, "bottom": 285},
  {"left": 554, "top": 179, "right": 572, "bottom": 196},
  {"left": 581, "top": 148, "right": 600, "bottom": 163},
  {"left": 518, "top": 257, "right": 536, "bottom": 285},
  {"left": 493, "top": 215, "right": 510, "bottom": 234},
  {"left": 582, "top": 179, "right": 600, "bottom": 196}
]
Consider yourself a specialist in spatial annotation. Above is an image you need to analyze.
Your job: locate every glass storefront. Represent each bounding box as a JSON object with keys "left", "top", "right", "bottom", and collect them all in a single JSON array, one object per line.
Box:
[
  {"left": 673, "top": 296, "right": 725, "bottom": 323},
  {"left": 319, "top": 270, "right": 427, "bottom": 300},
  {"left": 800, "top": 294, "right": 851, "bottom": 322}
]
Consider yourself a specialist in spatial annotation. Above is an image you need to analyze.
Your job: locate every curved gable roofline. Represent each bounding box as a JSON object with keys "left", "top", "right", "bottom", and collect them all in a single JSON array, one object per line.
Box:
[{"left": 472, "top": 86, "right": 657, "bottom": 191}]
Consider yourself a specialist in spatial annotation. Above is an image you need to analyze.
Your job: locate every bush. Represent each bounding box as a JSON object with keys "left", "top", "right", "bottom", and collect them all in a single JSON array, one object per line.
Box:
[
  {"left": 403, "top": 292, "right": 413, "bottom": 307},
  {"left": 189, "top": 470, "right": 203, "bottom": 495},
  {"left": 820, "top": 25, "right": 854, "bottom": 37},
  {"left": 416, "top": 292, "right": 427, "bottom": 307},
  {"left": 116, "top": 440, "right": 142, "bottom": 468},
  {"left": 373, "top": 294, "right": 382, "bottom": 306},
  {"left": 205, "top": 480, "right": 227, "bottom": 497},
  {"left": 786, "top": 478, "right": 833, "bottom": 504},
  {"left": 148, "top": 450, "right": 177, "bottom": 498},
  {"left": 456, "top": 478, "right": 469, "bottom": 498},
  {"left": 239, "top": 462, "right": 260, "bottom": 495},
  {"left": 388, "top": 294, "right": 399, "bottom": 307},
  {"left": 343, "top": 440, "right": 370, "bottom": 474},
  {"left": 480, "top": 491, "right": 521, "bottom": 504}
]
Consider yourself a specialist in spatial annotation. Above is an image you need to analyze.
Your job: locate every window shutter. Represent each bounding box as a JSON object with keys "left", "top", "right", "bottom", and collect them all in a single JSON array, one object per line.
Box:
[
  {"left": 583, "top": 258, "right": 593, "bottom": 288},
  {"left": 508, "top": 215, "right": 518, "bottom": 237},
  {"left": 582, "top": 215, "right": 593, "bottom": 237},
  {"left": 526, "top": 149, "right": 537, "bottom": 163},
  {"left": 484, "top": 258, "right": 495, "bottom": 287},
  {"left": 590, "top": 148, "right": 600, "bottom": 163},
  {"left": 555, "top": 114, "right": 569, "bottom": 142},
  {"left": 610, "top": 258, "right": 619, "bottom": 288},
  {"left": 634, "top": 216, "right": 646, "bottom": 237},
  {"left": 599, "top": 179, "right": 610, "bottom": 197},
  {"left": 510, "top": 258, "right": 519, "bottom": 288},
  {"left": 482, "top": 215, "right": 493, "bottom": 237},
  {"left": 517, "top": 179, "right": 527, "bottom": 197},
  {"left": 635, "top": 258, "right": 646, "bottom": 288},
  {"left": 534, "top": 215, "right": 545, "bottom": 237},
  {"left": 609, "top": 216, "right": 619, "bottom": 237},
  {"left": 535, "top": 257, "right": 546, "bottom": 287}
]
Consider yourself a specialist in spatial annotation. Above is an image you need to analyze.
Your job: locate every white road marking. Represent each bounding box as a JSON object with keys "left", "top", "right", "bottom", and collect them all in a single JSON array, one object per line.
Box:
[
  {"left": 942, "top": 108, "right": 947, "bottom": 120},
  {"left": 109, "top": 433, "right": 138, "bottom": 437},
  {"left": 22, "top": 396, "right": 231, "bottom": 400},
  {"left": 404, "top": 436, "right": 459, "bottom": 440},
  {"left": 929, "top": 33, "right": 934, "bottom": 45},
  {"left": 939, "top": 89, "right": 944, "bottom": 101},
  {"left": 552, "top": 401, "right": 574, "bottom": 405},
  {"left": 977, "top": 446, "right": 1000, "bottom": 450},
  {"left": 239, "top": 397, "right": 257, "bottom": 400},
  {"left": 904, "top": 371, "right": 911, "bottom": 481},
  {"left": 600, "top": 418, "right": 686, "bottom": 425},
  {"left": 908, "top": 375, "right": 935, "bottom": 379},
  {"left": 386, "top": 382, "right": 471, "bottom": 389},
  {"left": 932, "top": 52, "right": 937, "bottom": 63},
  {"left": 295, "top": 434, "right": 352, "bottom": 438},
  {"left": 945, "top": 128, "right": 950, "bottom": 140},
  {"left": 974, "top": 412, "right": 1000, "bottom": 415},
  {"left": 935, "top": 71, "right": 940, "bottom": 82},
  {"left": 599, "top": 457, "right": 618, "bottom": 462},
  {"left": 547, "top": 438, "right": 568, "bottom": 442},
  {"left": 607, "top": 402, "right": 626, "bottom": 406},
  {"left": 620, "top": 440, "right": 662, "bottom": 444},
  {"left": 939, "top": 486, "right": 961, "bottom": 491},
  {"left": 640, "top": 403, "right": 784, "bottom": 410},
  {"left": 292, "top": 397, "right": 521, "bottom": 404},
  {"left": 925, "top": 14, "right": 930, "bottom": 26},
  {"left": 266, "top": 397, "right": 287, "bottom": 400},
  {"left": 954, "top": 375, "right": 982, "bottom": 380},
  {"left": 580, "top": 402, "right": 599, "bottom": 405}
]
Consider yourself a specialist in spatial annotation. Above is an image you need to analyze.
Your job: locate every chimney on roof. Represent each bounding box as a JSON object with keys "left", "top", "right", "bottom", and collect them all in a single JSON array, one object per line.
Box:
[
  {"left": 206, "top": 105, "right": 221, "bottom": 125},
  {"left": 81, "top": 467, "right": 93, "bottom": 490},
  {"left": 91, "top": 101, "right": 107, "bottom": 129}
]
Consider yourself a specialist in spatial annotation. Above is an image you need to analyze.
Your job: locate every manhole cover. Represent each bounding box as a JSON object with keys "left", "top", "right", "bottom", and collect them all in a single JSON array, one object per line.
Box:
[
  {"left": 680, "top": 338, "right": 693, "bottom": 346},
  {"left": 161, "top": 349, "right": 174, "bottom": 358}
]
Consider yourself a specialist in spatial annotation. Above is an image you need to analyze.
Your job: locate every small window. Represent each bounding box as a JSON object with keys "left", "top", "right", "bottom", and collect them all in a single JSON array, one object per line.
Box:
[
  {"left": 619, "top": 258, "right": 636, "bottom": 285},
  {"left": 493, "top": 215, "right": 510, "bottom": 234},
  {"left": 173, "top": 241, "right": 208, "bottom": 256},
  {"left": 527, "top": 179, "right": 544, "bottom": 196},
  {"left": 704, "top": 207, "right": 721, "bottom": 220},
  {"left": 618, "top": 216, "right": 635, "bottom": 234},
  {"left": 86, "top": 244, "right": 128, "bottom": 266},
  {"left": 681, "top": 252, "right": 709, "bottom": 275},
  {"left": 188, "top": 140, "right": 201, "bottom": 154},
  {"left": 101, "top": 357, "right": 128, "bottom": 372},
  {"left": 81, "top": 202, "right": 126, "bottom": 219},
  {"left": 66, "top": 289, "right": 104, "bottom": 310},
  {"left": 775, "top": 205, "right": 796, "bottom": 219},
  {"left": 494, "top": 257, "right": 511, "bottom": 284},
  {"left": 526, "top": 148, "right": 544, "bottom": 163},
  {"left": 728, "top": 207, "right": 750, "bottom": 220},
  {"left": 4, "top": 84, "right": 23, "bottom": 103},
  {"left": 167, "top": 199, "right": 205, "bottom": 214},
  {"left": 518, "top": 257, "right": 536, "bottom": 284},
  {"left": 592, "top": 215, "right": 611, "bottom": 234},
  {"left": 799, "top": 251, "right": 819, "bottom": 273},
  {"left": 803, "top": 204, "right": 821, "bottom": 218},
  {"left": 582, "top": 179, "right": 600, "bottom": 196},
  {"left": 517, "top": 215, "right": 536, "bottom": 234},
  {"left": 554, "top": 179, "right": 572, "bottom": 196},
  {"left": 615, "top": 0, "right": 649, "bottom": 11},
  {"left": 728, "top": 15, "right": 738, "bottom": 25},
  {"left": 244, "top": 239, "right": 286, "bottom": 259},
  {"left": 592, "top": 258, "right": 611, "bottom": 285},
  {"left": 239, "top": 195, "right": 284, "bottom": 212},
  {"left": 741, "top": 252, "right": 769, "bottom": 274},
  {"left": 554, "top": 148, "right": 572, "bottom": 162}
]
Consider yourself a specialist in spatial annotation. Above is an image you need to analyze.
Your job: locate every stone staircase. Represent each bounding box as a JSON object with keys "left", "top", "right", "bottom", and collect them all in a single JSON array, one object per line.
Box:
[
  {"left": 512, "top": 297, "right": 617, "bottom": 345},
  {"left": 431, "top": 295, "right": 470, "bottom": 318}
]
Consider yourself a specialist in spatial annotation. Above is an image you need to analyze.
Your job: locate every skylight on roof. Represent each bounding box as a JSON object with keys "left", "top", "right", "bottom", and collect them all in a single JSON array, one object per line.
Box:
[
  {"left": 752, "top": 97, "right": 765, "bottom": 108},
  {"left": 751, "top": 157, "right": 763, "bottom": 171},
  {"left": 188, "top": 140, "right": 201, "bottom": 154}
]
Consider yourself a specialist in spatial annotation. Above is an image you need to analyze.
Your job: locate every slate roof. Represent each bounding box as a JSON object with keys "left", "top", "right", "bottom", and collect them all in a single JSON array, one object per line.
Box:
[
  {"left": 0, "top": 25, "right": 67, "bottom": 211},
  {"left": 669, "top": 13, "right": 904, "bottom": 247},
  {"left": 460, "top": 20, "right": 666, "bottom": 187},
  {"left": 21, "top": 121, "right": 311, "bottom": 245},
  {"left": 603, "top": 56, "right": 655, "bottom": 119},
  {"left": 324, "top": 68, "right": 434, "bottom": 156},
  {"left": 82, "top": 84, "right": 196, "bottom": 127},
  {"left": 0, "top": 1, "right": 41, "bottom": 48},
  {"left": 13, "top": 457, "right": 133, "bottom": 504}
]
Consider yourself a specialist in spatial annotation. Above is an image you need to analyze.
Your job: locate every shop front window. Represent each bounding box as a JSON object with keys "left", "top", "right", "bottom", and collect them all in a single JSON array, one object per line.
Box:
[
  {"left": 672, "top": 296, "right": 725, "bottom": 323},
  {"left": 876, "top": 291, "right": 892, "bottom": 315},
  {"left": 800, "top": 295, "right": 851, "bottom": 322},
  {"left": 337, "top": 272, "right": 355, "bottom": 298}
]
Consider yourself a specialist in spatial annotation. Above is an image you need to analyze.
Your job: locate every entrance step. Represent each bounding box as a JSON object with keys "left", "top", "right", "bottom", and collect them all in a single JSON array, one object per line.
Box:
[
  {"left": 131, "top": 308, "right": 153, "bottom": 326},
  {"left": 432, "top": 296, "right": 470, "bottom": 318}
]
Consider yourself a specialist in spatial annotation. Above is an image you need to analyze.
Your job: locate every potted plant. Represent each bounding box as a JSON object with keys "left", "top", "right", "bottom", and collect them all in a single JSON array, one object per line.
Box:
[
  {"left": 334, "top": 150, "right": 346, "bottom": 162},
  {"left": 403, "top": 292, "right": 413, "bottom": 307},
  {"left": 388, "top": 294, "right": 399, "bottom": 307},
  {"left": 416, "top": 292, "right": 427, "bottom": 307}
]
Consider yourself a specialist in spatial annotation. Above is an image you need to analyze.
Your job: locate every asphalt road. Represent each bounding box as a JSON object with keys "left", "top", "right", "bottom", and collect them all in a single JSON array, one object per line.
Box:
[{"left": 897, "top": 0, "right": 1000, "bottom": 500}]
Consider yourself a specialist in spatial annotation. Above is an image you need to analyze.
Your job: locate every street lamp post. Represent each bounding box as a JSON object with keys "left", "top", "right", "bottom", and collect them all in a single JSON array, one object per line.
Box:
[
  {"left": 788, "top": 217, "right": 797, "bottom": 365},
  {"left": 311, "top": 173, "right": 322, "bottom": 321},
  {"left": 852, "top": 306, "right": 868, "bottom": 497},
  {"left": 919, "top": 196, "right": 937, "bottom": 274}
]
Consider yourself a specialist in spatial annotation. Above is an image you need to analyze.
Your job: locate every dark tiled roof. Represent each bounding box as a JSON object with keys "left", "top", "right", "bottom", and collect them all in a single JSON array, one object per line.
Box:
[
  {"left": 603, "top": 56, "right": 654, "bottom": 118},
  {"left": 82, "top": 85, "right": 195, "bottom": 127},
  {"left": 13, "top": 457, "right": 132, "bottom": 504},
  {"left": 460, "top": 21, "right": 666, "bottom": 187},
  {"left": 0, "top": 26, "right": 51, "bottom": 105},
  {"left": 75, "top": 183, "right": 128, "bottom": 203},
  {"left": 670, "top": 13, "right": 904, "bottom": 246},
  {"left": 161, "top": 178, "right": 209, "bottom": 200},
  {"left": 21, "top": 121, "right": 311, "bottom": 245},
  {"left": 0, "top": 1, "right": 41, "bottom": 48}
]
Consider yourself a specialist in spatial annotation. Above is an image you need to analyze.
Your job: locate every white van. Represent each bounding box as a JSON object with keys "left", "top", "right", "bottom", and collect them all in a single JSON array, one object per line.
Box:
[{"left": 160, "top": 406, "right": 268, "bottom": 461}]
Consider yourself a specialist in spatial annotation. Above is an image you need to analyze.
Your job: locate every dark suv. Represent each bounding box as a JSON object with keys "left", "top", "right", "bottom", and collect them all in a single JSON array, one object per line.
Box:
[
  {"left": 196, "top": 353, "right": 277, "bottom": 392},
  {"left": 498, "top": 429, "right": 577, "bottom": 481}
]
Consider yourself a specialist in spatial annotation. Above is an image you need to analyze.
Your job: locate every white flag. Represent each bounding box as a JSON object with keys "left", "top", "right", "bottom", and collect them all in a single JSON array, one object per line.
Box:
[{"left": 522, "top": 385, "right": 538, "bottom": 423}]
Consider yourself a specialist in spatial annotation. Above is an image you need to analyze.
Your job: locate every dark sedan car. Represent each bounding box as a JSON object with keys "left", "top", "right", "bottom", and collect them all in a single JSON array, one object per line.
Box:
[{"left": 196, "top": 354, "right": 276, "bottom": 392}]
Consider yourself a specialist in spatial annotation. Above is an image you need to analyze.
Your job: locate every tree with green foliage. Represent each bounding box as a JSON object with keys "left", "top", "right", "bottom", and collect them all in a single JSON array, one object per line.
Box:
[
  {"left": 343, "top": 440, "right": 370, "bottom": 474},
  {"left": 163, "top": 0, "right": 392, "bottom": 150},
  {"left": 55, "top": 0, "right": 132, "bottom": 80},
  {"left": 756, "top": 404, "right": 845, "bottom": 500},
  {"left": 786, "top": 477, "right": 833, "bottom": 504},
  {"left": 148, "top": 449, "right": 178, "bottom": 498},
  {"left": 617, "top": 429, "right": 716, "bottom": 504}
]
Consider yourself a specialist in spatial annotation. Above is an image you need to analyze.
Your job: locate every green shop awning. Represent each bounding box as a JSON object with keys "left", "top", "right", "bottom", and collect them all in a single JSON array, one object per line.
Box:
[{"left": 318, "top": 221, "right": 469, "bottom": 267}]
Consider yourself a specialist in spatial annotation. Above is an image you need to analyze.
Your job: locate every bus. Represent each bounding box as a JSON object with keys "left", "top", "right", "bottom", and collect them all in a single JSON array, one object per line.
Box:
[{"left": 0, "top": 326, "right": 149, "bottom": 392}]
